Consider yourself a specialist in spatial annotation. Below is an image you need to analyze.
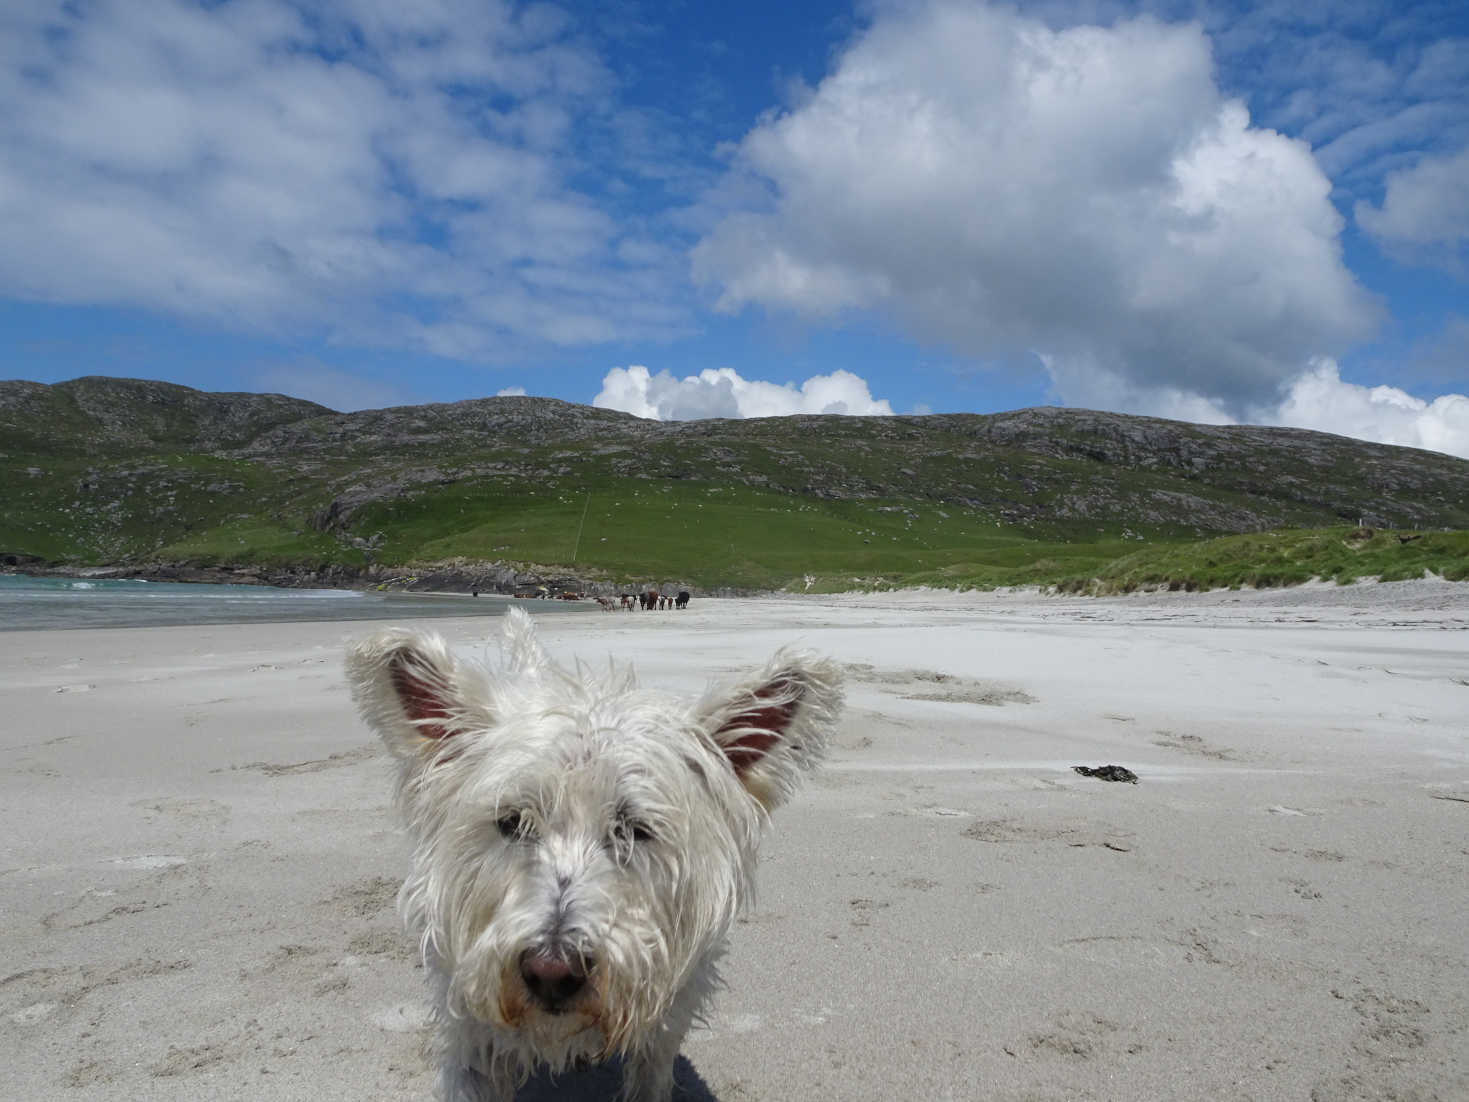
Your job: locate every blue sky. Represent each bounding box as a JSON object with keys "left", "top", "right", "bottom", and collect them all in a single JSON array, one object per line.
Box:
[{"left": 2, "top": 1, "right": 1467, "bottom": 454}]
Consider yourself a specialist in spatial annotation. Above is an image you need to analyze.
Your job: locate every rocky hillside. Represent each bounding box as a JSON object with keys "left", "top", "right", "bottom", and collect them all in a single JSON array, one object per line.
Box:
[
  {"left": 0, "top": 376, "right": 330, "bottom": 454},
  {"left": 2, "top": 376, "right": 1466, "bottom": 589}
]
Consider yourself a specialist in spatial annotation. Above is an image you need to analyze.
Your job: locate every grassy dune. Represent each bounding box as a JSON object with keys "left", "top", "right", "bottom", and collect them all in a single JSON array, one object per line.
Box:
[
  {"left": 341, "top": 484, "right": 1468, "bottom": 593},
  {"left": 1054, "top": 527, "right": 1469, "bottom": 594},
  {"left": 7, "top": 456, "right": 1465, "bottom": 593},
  {"left": 345, "top": 480, "right": 1134, "bottom": 590}
]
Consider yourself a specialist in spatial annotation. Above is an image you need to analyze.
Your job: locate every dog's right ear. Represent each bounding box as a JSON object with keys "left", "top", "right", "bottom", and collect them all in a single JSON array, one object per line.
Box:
[
  {"left": 346, "top": 629, "right": 474, "bottom": 759},
  {"left": 696, "top": 650, "right": 842, "bottom": 812}
]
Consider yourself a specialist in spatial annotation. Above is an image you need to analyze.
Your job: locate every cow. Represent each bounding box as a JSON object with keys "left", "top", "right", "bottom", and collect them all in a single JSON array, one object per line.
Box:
[{"left": 676, "top": 591, "right": 690, "bottom": 609}]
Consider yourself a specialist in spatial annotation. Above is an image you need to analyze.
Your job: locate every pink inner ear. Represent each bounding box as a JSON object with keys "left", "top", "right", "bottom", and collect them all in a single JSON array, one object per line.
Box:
[
  {"left": 719, "top": 699, "right": 794, "bottom": 777},
  {"left": 390, "top": 657, "right": 451, "bottom": 740}
]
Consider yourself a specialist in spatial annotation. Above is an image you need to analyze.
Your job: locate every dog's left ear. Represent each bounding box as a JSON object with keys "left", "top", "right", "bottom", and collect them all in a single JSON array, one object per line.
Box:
[
  {"left": 698, "top": 651, "right": 843, "bottom": 811},
  {"left": 500, "top": 606, "right": 549, "bottom": 675},
  {"left": 347, "top": 628, "right": 477, "bottom": 760}
]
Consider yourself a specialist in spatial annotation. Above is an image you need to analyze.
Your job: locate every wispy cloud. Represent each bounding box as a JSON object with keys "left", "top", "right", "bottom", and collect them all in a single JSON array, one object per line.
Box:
[
  {"left": 1180, "top": 2, "right": 1469, "bottom": 190},
  {"left": 0, "top": 1, "right": 692, "bottom": 360},
  {"left": 250, "top": 359, "right": 410, "bottom": 412},
  {"left": 1355, "top": 144, "right": 1469, "bottom": 270}
]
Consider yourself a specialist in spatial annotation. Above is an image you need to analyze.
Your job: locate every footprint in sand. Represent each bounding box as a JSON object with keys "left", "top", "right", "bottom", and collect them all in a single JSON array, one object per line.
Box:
[
  {"left": 41, "top": 889, "right": 170, "bottom": 931},
  {"left": 961, "top": 817, "right": 1133, "bottom": 850},
  {"left": 17, "top": 958, "right": 193, "bottom": 1022},
  {"left": 149, "top": 1039, "right": 239, "bottom": 1080},
  {"left": 1017, "top": 1011, "right": 1141, "bottom": 1061},
  {"left": 220, "top": 743, "right": 380, "bottom": 776},
  {"left": 848, "top": 897, "right": 890, "bottom": 927},
  {"left": 322, "top": 876, "right": 400, "bottom": 918},
  {"left": 902, "top": 685, "right": 1036, "bottom": 706},
  {"left": 108, "top": 854, "right": 188, "bottom": 870},
  {"left": 348, "top": 930, "right": 417, "bottom": 960},
  {"left": 1285, "top": 877, "right": 1324, "bottom": 900},
  {"left": 133, "top": 797, "right": 230, "bottom": 822},
  {"left": 1310, "top": 986, "right": 1432, "bottom": 1099},
  {"left": 1152, "top": 731, "right": 1239, "bottom": 760},
  {"left": 372, "top": 1001, "right": 432, "bottom": 1033},
  {"left": 843, "top": 663, "right": 1036, "bottom": 706},
  {"left": 898, "top": 877, "right": 939, "bottom": 892},
  {"left": 9, "top": 1000, "right": 61, "bottom": 1025}
]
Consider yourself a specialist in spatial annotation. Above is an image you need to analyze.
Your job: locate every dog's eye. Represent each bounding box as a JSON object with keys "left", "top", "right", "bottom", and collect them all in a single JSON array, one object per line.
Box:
[
  {"left": 611, "top": 814, "right": 654, "bottom": 848},
  {"left": 496, "top": 810, "right": 530, "bottom": 840}
]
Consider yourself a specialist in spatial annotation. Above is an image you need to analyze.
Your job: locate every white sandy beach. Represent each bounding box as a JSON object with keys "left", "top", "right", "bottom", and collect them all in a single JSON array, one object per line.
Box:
[{"left": 4, "top": 583, "right": 1468, "bottom": 1100}]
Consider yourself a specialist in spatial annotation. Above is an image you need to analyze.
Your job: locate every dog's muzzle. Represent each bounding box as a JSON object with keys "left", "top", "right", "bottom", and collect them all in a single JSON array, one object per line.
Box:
[{"left": 519, "top": 947, "right": 592, "bottom": 1015}]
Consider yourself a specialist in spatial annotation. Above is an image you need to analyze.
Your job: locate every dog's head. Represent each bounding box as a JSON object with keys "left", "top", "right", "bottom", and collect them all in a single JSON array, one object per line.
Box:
[{"left": 346, "top": 607, "right": 841, "bottom": 1058}]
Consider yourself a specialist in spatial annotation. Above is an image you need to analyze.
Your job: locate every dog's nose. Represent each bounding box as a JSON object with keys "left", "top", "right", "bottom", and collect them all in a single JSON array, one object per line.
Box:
[{"left": 519, "top": 949, "right": 589, "bottom": 1013}]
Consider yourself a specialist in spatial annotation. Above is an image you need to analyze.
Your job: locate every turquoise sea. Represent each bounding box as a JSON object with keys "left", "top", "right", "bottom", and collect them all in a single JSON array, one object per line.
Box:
[{"left": 0, "top": 574, "right": 583, "bottom": 631}]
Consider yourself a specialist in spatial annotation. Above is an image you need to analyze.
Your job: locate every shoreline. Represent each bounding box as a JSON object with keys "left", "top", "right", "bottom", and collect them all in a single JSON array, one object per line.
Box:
[
  {"left": 5, "top": 590, "right": 1468, "bottom": 1099},
  {"left": 5, "top": 559, "right": 587, "bottom": 595},
  {"left": 10, "top": 557, "right": 1468, "bottom": 603},
  {"left": 6, "top": 570, "right": 1467, "bottom": 637},
  {"left": 0, "top": 575, "right": 599, "bottom": 634},
  {"left": 5, "top": 560, "right": 722, "bottom": 601}
]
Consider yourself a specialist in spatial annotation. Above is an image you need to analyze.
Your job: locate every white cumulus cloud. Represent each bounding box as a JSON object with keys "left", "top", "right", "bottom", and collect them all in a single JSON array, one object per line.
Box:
[
  {"left": 593, "top": 365, "right": 894, "bottom": 420},
  {"left": 1260, "top": 359, "right": 1469, "bottom": 459},
  {"left": 692, "top": 1, "right": 1377, "bottom": 419}
]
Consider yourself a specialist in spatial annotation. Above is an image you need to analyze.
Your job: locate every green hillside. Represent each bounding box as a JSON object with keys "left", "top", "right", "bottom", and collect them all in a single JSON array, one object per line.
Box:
[{"left": 3, "top": 376, "right": 1466, "bottom": 593}]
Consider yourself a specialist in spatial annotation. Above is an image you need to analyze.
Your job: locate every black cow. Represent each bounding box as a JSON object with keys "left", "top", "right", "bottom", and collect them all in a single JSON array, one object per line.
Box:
[{"left": 675, "top": 590, "right": 690, "bottom": 609}]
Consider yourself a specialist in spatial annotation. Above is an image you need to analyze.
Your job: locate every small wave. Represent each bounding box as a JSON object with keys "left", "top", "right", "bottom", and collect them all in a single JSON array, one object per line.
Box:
[{"left": 210, "top": 588, "right": 364, "bottom": 601}]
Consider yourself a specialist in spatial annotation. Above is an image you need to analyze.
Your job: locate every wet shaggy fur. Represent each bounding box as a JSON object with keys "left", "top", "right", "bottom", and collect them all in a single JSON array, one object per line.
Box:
[{"left": 347, "top": 608, "right": 841, "bottom": 1101}]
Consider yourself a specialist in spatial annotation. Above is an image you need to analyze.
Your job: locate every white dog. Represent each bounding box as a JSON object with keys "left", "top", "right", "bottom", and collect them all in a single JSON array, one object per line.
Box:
[{"left": 347, "top": 608, "right": 841, "bottom": 1101}]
